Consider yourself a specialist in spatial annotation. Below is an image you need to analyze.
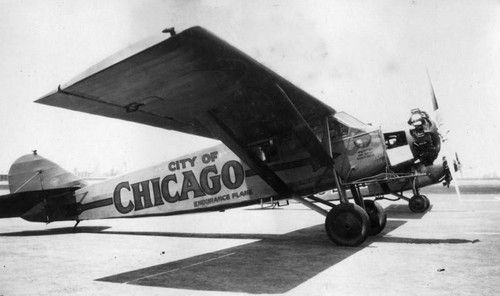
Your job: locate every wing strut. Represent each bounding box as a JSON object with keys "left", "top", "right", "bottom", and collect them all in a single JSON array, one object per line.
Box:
[
  {"left": 274, "top": 84, "right": 336, "bottom": 168},
  {"left": 200, "top": 111, "right": 293, "bottom": 197},
  {"left": 323, "top": 116, "right": 348, "bottom": 203}
]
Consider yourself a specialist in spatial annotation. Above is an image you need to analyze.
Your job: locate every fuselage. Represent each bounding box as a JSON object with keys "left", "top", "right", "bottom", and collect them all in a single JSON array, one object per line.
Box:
[
  {"left": 1, "top": 110, "right": 448, "bottom": 223},
  {"left": 74, "top": 111, "right": 397, "bottom": 220},
  {"left": 71, "top": 109, "right": 447, "bottom": 221}
]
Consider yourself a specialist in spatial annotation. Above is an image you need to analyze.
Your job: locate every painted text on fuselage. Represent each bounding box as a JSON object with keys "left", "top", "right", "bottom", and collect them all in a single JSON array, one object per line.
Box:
[{"left": 112, "top": 152, "right": 246, "bottom": 214}]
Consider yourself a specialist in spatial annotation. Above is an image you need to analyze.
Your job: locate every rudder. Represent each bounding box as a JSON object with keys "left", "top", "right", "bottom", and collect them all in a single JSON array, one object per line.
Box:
[{"left": 8, "top": 151, "right": 87, "bottom": 193}]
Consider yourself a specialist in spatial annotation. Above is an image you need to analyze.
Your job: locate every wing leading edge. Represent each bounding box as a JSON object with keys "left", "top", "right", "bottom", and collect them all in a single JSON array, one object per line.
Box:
[{"left": 36, "top": 26, "right": 336, "bottom": 195}]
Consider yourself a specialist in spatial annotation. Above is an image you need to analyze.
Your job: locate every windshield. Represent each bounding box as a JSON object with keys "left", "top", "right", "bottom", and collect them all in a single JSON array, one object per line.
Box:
[
  {"left": 333, "top": 112, "right": 366, "bottom": 130},
  {"left": 309, "top": 111, "right": 373, "bottom": 142},
  {"left": 328, "top": 112, "right": 371, "bottom": 139}
]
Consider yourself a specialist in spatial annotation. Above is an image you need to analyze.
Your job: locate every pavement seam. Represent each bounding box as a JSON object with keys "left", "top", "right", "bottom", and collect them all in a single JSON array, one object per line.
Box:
[{"left": 124, "top": 252, "right": 236, "bottom": 284}]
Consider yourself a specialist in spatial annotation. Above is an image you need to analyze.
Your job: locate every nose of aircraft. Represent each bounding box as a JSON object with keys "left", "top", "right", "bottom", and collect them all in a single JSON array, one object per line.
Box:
[{"left": 406, "top": 109, "right": 441, "bottom": 165}]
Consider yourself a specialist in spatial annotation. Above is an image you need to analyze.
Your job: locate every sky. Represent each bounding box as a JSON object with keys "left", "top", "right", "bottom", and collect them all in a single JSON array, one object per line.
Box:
[{"left": 0, "top": 0, "right": 499, "bottom": 178}]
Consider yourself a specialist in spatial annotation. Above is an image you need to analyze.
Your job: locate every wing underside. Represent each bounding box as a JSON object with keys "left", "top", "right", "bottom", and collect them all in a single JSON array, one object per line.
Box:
[{"left": 37, "top": 26, "right": 336, "bottom": 195}]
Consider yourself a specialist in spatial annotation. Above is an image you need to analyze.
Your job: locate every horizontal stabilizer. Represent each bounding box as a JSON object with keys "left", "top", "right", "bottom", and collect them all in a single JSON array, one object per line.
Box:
[{"left": 0, "top": 188, "right": 77, "bottom": 221}]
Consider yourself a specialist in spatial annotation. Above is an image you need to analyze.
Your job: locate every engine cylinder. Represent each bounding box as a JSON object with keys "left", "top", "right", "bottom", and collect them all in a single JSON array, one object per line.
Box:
[{"left": 406, "top": 109, "right": 441, "bottom": 165}]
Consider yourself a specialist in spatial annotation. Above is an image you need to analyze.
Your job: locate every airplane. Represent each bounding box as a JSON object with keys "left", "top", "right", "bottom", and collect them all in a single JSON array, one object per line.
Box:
[{"left": 0, "top": 26, "right": 455, "bottom": 246}]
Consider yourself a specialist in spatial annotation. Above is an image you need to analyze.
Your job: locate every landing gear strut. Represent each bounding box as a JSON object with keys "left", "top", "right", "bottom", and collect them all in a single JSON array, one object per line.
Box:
[
  {"left": 407, "top": 177, "right": 430, "bottom": 213},
  {"left": 316, "top": 116, "right": 383, "bottom": 246}
]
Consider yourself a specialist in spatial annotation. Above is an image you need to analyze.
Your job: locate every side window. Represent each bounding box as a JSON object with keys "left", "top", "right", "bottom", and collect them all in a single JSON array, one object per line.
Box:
[
  {"left": 384, "top": 131, "right": 408, "bottom": 149},
  {"left": 250, "top": 139, "right": 280, "bottom": 163},
  {"left": 328, "top": 117, "right": 349, "bottom": 139}
]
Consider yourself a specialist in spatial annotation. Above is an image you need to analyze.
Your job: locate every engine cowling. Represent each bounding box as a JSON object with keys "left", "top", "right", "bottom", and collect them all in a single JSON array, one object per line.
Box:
[
  {"left": 406, "top": 109, "right": 441, "bottom": 165},
  {"left": 383, "top": 109, "right": 441, "bottom": 169}
]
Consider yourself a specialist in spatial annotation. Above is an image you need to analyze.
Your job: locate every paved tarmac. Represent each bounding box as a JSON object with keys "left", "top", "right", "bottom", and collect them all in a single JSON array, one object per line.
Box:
[{"left": 0, "top": 191, "right": 498, "bottom": 296}]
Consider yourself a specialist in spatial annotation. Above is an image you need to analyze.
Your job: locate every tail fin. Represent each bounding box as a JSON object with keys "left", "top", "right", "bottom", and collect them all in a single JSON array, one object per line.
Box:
[
  {"left": 0, "top": 152, "right": 87, "bottom": 222},
  {"left": 8, "top": 151, "right": 87, "bottom": 193}
]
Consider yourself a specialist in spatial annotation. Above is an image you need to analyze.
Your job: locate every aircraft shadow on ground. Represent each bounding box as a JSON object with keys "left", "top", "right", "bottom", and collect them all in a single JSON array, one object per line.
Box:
[
  {"left": 383, "top": 204, "right": 433, "bottom": 219},
  {"left": 0, "top": 226, "right": 111, "bottom": 236},
  {"left": 89, "top": 219, "right": 422, "bottom": 294},
  {"left": 0, "top": 220, "right": 477, "bottom": 294},
  {"left": 96, "top": 223, "right": 369, "bottom": 294},
  {"left": 94, "top": 219, "right": 478, "bottom": 294}
]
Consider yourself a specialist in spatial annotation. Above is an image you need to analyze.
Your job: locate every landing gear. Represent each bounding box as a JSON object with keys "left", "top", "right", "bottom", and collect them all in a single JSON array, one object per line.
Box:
[
  {"left": 406, "top": 175, "right": 431, "bottom": 213},
  {"left": 408, "top": 195, "right": 430, "bottom": 213},
  {"left": 325, "top": 203, "right": 370, "bottom": 246},
  {"left": 321, "top": 183, "right": 387, "bottom": 246},
  {"left": 364, "top": 200, "right": 387, "bottom": 235}
]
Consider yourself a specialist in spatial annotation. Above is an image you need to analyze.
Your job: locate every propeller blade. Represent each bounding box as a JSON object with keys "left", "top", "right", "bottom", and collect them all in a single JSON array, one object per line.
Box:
[
  {"left": 431, "top": 82, "right": 439, "bottom": 112},
  {"left": 454, "top": 152, "right": 463, "bottom": 176},
  {"left": 455, "top": 152, "right": 461, "bottom": 164},
  {"left": 426, "top": 70, "right": 448, "bottom": 140},
  {"left": 427, "top": 70, "right": 462, "bottom": 200}
]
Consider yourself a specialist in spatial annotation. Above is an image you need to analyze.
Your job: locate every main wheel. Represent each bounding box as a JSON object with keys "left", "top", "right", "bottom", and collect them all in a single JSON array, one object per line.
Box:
[
  {"left": 325, "top": 203, "right": 370, "bottom": 246},
  {"left": 408, "top": 194, "right": 430, "bottom": 213},
  {"left": 364, "top": 200, "right": 387, "bottom": 236},
  {"left": 421, "top": 195, "right": 430, "bottom": 209}
]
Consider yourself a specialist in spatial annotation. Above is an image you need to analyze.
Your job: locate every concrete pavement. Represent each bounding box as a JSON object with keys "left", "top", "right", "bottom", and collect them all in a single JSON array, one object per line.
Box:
[{"left": 0, "top": 191, "right": 498, "bottom": 295}]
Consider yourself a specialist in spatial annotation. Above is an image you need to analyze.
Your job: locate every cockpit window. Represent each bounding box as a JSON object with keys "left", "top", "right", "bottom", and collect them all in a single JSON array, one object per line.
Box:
[
  {"left": 308, "top": 112, "right": 371, "bottom": 143},
  {"left": 329, "top": 118, "right": 350, "bottom": 138},
  {"left": 334, "top": 112, "right": 366, "bottom": 129},
  {"left": 329, "top": 112, "right": 367, "bottom": 139}
]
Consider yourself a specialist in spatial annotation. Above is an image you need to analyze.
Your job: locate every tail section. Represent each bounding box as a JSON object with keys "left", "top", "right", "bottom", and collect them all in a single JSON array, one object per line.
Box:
[
  {"left": 0, "top": 151, "right": 86, "bottom": 222},
  {"left": 8, "top": 151, "right": 87, "bottom": 193}
]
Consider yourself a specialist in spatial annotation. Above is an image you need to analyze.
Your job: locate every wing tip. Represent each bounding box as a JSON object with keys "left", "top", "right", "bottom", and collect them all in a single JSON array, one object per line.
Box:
[{"left": 35, "top": 87, "right": 60, "bottom": 105}]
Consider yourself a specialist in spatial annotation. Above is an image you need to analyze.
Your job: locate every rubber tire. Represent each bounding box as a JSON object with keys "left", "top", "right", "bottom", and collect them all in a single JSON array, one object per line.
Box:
[
  {"left": 364, "top": 200, "right": 387, "bottom": 236},
  {"left": 408, "top": 195, "right": 430, "bottom": 213},
  {"left": 325, "top": 203, "right": 370, "bottom": 246},
  {"left": 421, "top": 195, "right": 430, "bottom": 210}
]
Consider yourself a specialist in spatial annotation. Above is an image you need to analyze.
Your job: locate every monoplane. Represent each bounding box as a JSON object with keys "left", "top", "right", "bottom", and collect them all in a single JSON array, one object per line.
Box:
[{"left": 0, "top": 27, "right": 455, "bottom": 246}]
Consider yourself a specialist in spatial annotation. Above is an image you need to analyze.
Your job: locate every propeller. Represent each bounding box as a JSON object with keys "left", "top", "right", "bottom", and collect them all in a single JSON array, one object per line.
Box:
[
  {"left": 429, "top": 73, "right": 449, "bottom": 141},
  {"left": 427, "top": 71, "right": 462, "bottom": 199},
  {"left": 454, "top": 152, "right": 463, "bottom": 176}
]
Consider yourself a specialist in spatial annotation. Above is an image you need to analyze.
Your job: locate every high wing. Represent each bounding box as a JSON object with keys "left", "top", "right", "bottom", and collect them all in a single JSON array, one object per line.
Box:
[{"left": 36, "top": 26, "right": 335, "bottom": 196}]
